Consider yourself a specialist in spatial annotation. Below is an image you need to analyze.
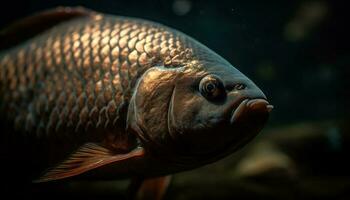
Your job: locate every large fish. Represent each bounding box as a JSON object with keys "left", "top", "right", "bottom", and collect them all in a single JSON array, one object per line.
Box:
[{"left": 0, "top": 6, "right": 272, "bottom": 194}]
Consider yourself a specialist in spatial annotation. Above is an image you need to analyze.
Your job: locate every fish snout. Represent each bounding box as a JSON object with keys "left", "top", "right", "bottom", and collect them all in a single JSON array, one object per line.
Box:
[
  {"left": 246, "top": 99, "right": 273, "bottom": 113},
  {"left": 230, "top": 98, "right": 273, "bottom": 124}
]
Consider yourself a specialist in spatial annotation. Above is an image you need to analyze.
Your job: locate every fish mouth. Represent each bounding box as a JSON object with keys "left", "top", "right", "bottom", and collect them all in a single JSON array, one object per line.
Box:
[
  {"left": 171, "top": 98, "right": 273, "bottom": 165},
  {"left": 230, "top": 98, "right": 273, "bottom": 124}
]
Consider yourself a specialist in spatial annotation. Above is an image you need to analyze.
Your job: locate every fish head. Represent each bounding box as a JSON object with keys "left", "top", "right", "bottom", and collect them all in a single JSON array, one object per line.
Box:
[
  {"left": 166, "top": 60, "right": 272, "bottom": 162},
  {"left": 127, "top": 52, "right": 272, "bottom": 166}
]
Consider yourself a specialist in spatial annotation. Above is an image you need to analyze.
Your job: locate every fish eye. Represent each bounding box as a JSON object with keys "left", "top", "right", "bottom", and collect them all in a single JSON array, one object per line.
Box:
[{"left": 199, "top": 75, "right": 225, "bottom": 101}]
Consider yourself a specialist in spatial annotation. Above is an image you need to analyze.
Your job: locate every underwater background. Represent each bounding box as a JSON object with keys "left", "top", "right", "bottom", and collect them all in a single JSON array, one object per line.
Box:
[{"left": 0, "top": 0, "right": 349, "bottom": 199}]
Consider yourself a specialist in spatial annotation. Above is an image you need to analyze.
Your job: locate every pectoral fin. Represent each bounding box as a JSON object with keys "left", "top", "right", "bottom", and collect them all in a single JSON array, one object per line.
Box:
[{"left": 35, "top": 143, "right": 145, "bottom": 183}]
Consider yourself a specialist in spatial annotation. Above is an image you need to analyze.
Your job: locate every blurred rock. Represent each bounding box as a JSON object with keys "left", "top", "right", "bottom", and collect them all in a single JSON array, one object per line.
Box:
[
  {"left": 234, "top": 141, "right": 297, "bottom": 182},
  {"left": 284, "top": 0, "right": 328, "bottom": 42}
]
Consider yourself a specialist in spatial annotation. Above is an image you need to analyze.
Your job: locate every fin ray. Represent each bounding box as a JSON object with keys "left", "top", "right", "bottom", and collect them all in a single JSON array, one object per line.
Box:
[{"left": 35, "top": 143, "right": 145, "bottom": 182}]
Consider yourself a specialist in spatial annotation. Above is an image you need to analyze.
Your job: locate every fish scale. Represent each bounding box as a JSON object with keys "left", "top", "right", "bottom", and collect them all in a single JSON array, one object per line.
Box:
[{"left": 0, "top": 14, "right": 195, "bottom": 140}]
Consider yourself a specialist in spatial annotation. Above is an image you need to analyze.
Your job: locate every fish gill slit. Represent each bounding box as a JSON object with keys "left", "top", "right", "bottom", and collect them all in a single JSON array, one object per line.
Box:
[{"left": 167, "top": 85, "right": 177, "bottom": 141}]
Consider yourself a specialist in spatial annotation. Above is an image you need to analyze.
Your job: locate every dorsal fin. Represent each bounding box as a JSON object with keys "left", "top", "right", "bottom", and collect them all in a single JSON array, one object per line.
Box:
[{"left": 0, "top": 7, "right": 95, "bottom": 50}]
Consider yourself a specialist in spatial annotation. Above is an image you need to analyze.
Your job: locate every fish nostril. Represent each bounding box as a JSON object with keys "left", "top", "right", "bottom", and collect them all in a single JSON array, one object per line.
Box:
[
  {"left": 234, "top": 83, "right": 246, "bottom": 90},
  {"left": 225, "top": 83, "right": 246, "bottom": 92}
]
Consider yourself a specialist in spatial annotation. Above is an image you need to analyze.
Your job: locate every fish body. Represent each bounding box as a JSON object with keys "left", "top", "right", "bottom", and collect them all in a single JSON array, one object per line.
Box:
[
  {"left": 0, "top": 12, "right": 189, "bottom": 137},
  {"left": 0, "top": 7, "right": 272, "bottom": 182}
]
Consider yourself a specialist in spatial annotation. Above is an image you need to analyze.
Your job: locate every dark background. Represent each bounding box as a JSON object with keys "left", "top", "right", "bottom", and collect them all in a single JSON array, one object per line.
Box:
[{"left": 0, "top": 0, "right": 349, "bottom": 199}]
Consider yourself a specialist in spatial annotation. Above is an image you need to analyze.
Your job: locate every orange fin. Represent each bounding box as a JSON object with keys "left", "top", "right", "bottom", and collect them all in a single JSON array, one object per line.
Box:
[
  {"left": 34, "top": 143, "right": 145, "bottom": 183},
  {"left": 0, "top": 6, "right": 94, "bottom": 50},
  {"left": 130, "top": 176, "right": 172, "bottom": 200}
]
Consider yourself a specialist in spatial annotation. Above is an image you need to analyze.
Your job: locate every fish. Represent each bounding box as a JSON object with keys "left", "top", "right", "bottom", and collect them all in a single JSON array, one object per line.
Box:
[{"left": 0, "top": 6, "right": 272, "bottom": 193}]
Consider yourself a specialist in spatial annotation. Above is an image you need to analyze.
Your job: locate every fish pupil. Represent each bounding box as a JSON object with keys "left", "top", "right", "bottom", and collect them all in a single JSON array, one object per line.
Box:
[{"left": 206, "top": 82, "right": 216, "bottom": 93}]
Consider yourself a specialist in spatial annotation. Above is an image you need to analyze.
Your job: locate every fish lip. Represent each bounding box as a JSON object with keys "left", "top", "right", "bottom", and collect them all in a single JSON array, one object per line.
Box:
[{"left": 230, "top": 98, "right": 273, "bottom": 124}]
